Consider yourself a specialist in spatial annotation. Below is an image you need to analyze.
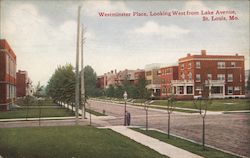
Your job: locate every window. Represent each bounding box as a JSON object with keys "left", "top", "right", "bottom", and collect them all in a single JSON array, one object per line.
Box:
[
  {"left": 187, "top": 86, "right": 193, "bottom": 94},
  {"left": 161, "top": 79, "right": 166, "bottom": 84},
  {"left": 217, "top": 62, "right": 225, "bottom": 69},
  {"left": 207, "top": 74, "right": 212, "bottom": 80},
  {"left": 146, "top": 71, "right": 152, "bottom": 76},
  {"left": 162, "top": 87, "right": 166, "bottom": 94},
  {"left": 217, "top": 74, "right": 225, "bottom": 81},
  {"left": 181, "top": 72, "right": 185, "bottom": 80},
  {"left": 166, "top": 68, "right": 172, "bottom": 74},
  {"left": 228, "top": 86, "right": 233, "bottom": 94},
  {"left": 177, "top": 86, "right": 184, "bottom": 94},
  {"left": 227, "top": 74, "right": 233, "bottom": 82},
  {"left": 196, "top": 74, "right": 201, "bottom": 82},
  {"left": 188, "top": 63, "right": 192, "bottom": 69},
  {"left": 188, "top": 72, "right": 192, "bottom": 80},
  {"left": 231, "top": 62, "right": 236, "bottom": 67},
  {"left": 196, "top": 61, "right": 201, "bottom": 69},
  {"left": 181, "top": 64, "right": 184, "bottom": 70}
]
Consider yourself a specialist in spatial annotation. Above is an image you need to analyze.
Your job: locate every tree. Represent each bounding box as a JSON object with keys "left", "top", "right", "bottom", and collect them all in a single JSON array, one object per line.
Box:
[
  {"left": 84, "top": 65, "right": 98, "bottom": 97},
  {"left": 106, "top": 85, "right": 115, "bottom": 98},
  {"left": 166, "top": 94, "right": 175, "bottom": 138},
  {"left": 34, "top": 81, "right": 44, "bottom": 98},
  {"left": 136, "top": 78, "right": 150, "bottom": 104},
  {"left": 193, "top": 85, "right": 212, "bottom": 150},
  {"left": 46, "top": 64, "right": 75, "bottom": 106}
]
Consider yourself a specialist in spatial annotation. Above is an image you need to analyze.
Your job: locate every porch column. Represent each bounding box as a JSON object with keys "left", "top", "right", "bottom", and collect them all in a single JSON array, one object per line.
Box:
[
  {"left": 209, "top": 85, "right": 211, "bottom": 97},
  {"left": 183, "top": 85, "right": 187, "bottom": 95},
  {"left": 223, "top": 85, "right": 225, "bottom": 97}
]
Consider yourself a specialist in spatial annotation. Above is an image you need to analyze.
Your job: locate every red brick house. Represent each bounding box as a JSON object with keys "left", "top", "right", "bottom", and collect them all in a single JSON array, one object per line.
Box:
[
  {"left": 171, "top": 50, "right": 245, "bottom": 99},
  {"left": 160, "top": 66, "right": 178, "bottom": 98},
  {"left": 96, "top": 75, "right": 104, "bottom": 89},
  {"left": 16, "top": 70, "right": 30, "bottom": 97},
  {"left": 134, "top": 69, "right": 145, "bottom": 85},
  {"left": 0, "top": 39, "right": 16, "bottom": 110}
]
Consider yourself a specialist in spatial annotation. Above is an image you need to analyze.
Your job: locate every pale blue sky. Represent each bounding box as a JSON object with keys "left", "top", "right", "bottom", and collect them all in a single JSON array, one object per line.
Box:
[{"left": 1, "top": 0, "right": 249, "bottom": 85}]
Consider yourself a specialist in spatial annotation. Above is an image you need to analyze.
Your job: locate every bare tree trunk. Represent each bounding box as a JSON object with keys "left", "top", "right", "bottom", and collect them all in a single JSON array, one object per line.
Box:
[
  {"left": 202, "top": 117, "right": 205, "bottom": 150},
  {"left": 146, "top": 109, "right": 148, "bottom": 130},
  {"left": 168, "top": 113, "right": 170, "bottom": 139}
]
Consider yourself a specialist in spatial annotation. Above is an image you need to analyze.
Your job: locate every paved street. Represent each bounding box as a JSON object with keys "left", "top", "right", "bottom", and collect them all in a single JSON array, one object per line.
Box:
[{"left": 88, "top": 100, "right": 250, "bottom": 157}]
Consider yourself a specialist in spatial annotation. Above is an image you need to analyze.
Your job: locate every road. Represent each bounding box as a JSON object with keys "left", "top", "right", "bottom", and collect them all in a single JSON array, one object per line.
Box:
[{"left": 88, "top": 100, "right": 250, "bottom": 157}]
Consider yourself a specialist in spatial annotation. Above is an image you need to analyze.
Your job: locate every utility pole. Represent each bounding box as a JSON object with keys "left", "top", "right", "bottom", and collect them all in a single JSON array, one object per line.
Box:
[
  {"left": 75, "top": 6, "right": 81, "bottom": 125},
  {"left": 81, "top": 24, "right": 86, "bottom": 119},
  {"left": 0, "top": 0, "right": 3, "bottom": 37}
]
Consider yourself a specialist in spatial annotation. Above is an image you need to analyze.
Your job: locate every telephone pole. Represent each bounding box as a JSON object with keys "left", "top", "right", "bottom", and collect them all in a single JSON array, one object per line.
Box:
[
  {"left": 75, "top": 6, "right": 81, "bottom": 125},
  {"left": 81, "top": 24, "right": 86, "bottom": 119}
]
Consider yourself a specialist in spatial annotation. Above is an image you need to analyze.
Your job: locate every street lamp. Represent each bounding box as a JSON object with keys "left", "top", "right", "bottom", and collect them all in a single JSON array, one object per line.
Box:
[{"left": 123, "top": 91, "right": 127, "bottom": 126}]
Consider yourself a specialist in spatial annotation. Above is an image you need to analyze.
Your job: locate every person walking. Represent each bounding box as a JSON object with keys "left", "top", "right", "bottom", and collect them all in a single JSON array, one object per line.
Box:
[{"left": 127, "top": 112, "right": 131, "bottom": 126}]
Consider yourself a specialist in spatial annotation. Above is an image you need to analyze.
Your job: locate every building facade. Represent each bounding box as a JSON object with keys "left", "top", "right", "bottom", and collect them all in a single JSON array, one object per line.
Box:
[
  {"left": 103, "top": 70, "right": 117, "bottom": 89},
  {"left": 96, "top": 75, "right": 104, "bottom": 89},
  {"left": 16, "top": 70, "right": 33, "bottom": 97},
  {"left": 171, "top": 50, "right": 245, "bottom": 99},
  {"left": 160, "top": 66, "right": 178, "bottom": 98},
  {"left": 0, "top": 39, "right": 16, "bottom": 110},
  {"left": 134, "top": 69, "right": 145, "bottom": 84},
  {"left": 145, "top": 64, "right": 162, "bottom": 96}
]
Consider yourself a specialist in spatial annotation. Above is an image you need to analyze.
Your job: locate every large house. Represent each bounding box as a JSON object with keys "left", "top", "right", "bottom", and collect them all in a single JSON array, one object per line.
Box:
[
  {"left": 167, "top": 50, "right": 245, "bottom": 99},
  {"left": 16, "top": 70, "right": 33, "bottom": 97},
  {"left": 0, "top": 39, "right": 16, "bottom": 110}
]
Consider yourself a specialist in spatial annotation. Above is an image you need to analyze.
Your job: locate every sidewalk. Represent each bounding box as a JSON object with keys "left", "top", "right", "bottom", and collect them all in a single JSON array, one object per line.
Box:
[{"left": 105, "top": 126, "right": 203, "bottom": 158}]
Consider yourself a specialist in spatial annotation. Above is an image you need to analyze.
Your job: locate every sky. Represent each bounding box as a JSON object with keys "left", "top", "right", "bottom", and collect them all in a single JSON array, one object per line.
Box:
[{"left": 0, "top": 0, "right": 249, "bottom": 86}]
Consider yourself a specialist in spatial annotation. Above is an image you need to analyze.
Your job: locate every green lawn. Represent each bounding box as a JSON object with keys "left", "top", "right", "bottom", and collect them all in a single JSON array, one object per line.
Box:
[
  {"left": 0, "top": 126, "right": 167, "bottom": 158},
  {"left": 16, "top": 98, "right": 56, "bottom": 107},
  {"left": 153, "top": 99, "right": 250, "bottom": 111},
  {"left": 0, "top": 107, "right": 74, "bottom": 119},
  {"left": 86, "top": 108, "right": 106, "bottom": 116},
  {"left": 132, "top": 128, "right": 239, "bottom": 158}
]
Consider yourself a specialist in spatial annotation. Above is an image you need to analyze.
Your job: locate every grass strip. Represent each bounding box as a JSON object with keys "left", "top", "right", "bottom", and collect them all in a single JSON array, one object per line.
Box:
[
  {"left": 132, "top": 128, "right": 240, "bottom": 158},
  {"left": 85, "top": 108, "right": 106, "bottom": 116},
  {"left": 0, "top": 108, "right": 74, "bottom": 119}
]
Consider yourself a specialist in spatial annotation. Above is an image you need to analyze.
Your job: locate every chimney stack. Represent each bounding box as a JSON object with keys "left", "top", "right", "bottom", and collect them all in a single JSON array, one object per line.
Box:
[{"left": 201, "top": 50, "right": 206, "bottom": 56}]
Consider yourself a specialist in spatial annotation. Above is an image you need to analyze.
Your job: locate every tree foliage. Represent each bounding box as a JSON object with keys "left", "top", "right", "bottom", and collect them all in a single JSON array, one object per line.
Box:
[
  {"left": 46, "top": 64, "right": 101, "bottom": 105},
  {"left": 104, "top": 77, "right": 150, "bottom": 99},
  {"left": 46, "top": 64, "right": 75, "bottom": 104}
]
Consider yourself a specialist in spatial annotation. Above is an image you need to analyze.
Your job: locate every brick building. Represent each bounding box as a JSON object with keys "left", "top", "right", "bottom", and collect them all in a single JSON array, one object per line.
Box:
[
  {"left": 171, "top": 50, "right": 245, "bottom": 99},
  {"left": 134, "top": 69, "right": 145, "bottom": 84},
  {"left": 96, "top": 75, "right": 104, "bottom": 89},
  {"left": 160, "top": 66, "right": 178, "bottom": 97},
  {"left": 145, "top": 64, "right": 162, "bottom": 96},
  {"left": 0, "top": 39, "right": 16, "bottom": 110},
  {"left": 16, "top": 70, "right": 32, "bottom": 97},
  {"left": 103, "top": 70, "right": 117, "bottom": 89}
]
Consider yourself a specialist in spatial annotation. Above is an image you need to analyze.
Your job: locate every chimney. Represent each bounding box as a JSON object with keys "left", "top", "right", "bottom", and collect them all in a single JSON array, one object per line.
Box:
[
  {"left": 236, "top": 53, "right": 238, "bottom": 56},
  {"left": 187, "top": 53, "right": 191, "bottom": 57},
  {"left": 201, "top": 50, "right": 206, "bottom": 56},
  {"left": 115, "top": 69, "right": 117, "bottom": 74},
  {"left": 111, "top": 70, "right": 113, "bottom": 74}
]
